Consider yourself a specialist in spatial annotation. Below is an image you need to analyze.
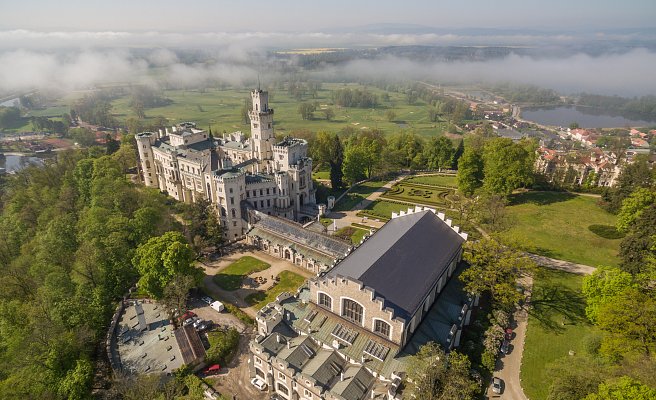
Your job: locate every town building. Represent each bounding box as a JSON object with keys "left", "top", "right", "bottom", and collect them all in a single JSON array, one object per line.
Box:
[
  {"left": 249, "top": 207, "right": 474, "bottom": 400},
  {"left": 135, "top": 89, "right": 318, "bottom": 239},
  {"left": 535, "top": 146, "right": 622, "bottom": 187}
]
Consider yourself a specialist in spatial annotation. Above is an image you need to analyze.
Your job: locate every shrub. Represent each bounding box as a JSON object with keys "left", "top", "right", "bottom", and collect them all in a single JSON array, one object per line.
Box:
[
  {"left": 206, "top": 327, "right": 240, "bottom": 365},
  {"left": 588, "top": 224, "right": 625, "bottom": 239}
]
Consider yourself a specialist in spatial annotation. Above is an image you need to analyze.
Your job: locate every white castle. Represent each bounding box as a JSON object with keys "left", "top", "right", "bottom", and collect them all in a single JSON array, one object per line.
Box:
[{"left": 136, "top": 89, "right": 318, "bottom": 240}]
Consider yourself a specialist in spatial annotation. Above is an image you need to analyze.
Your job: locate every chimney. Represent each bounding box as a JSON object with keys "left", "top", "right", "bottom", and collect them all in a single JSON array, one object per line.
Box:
[
  {"left": 287, "top": 341, "right": 290, "bottom": 349},
  {"left": 158, "top": 129, "right": 163, "bottom": 138},
  {"left": 172, "top": 126, "right": 177, "bottom": 133},
  {"left": 276, "top": 334, "right": 281, "bottom": 344},
  {"left": 371, "top": 389, "right": 375, "bottom": 399},
  {"left": 165, "top": 128, "right": 170, "bottom": 136},
  {"left": 340, "top": 372, "right": 344, "bottom": 382}
]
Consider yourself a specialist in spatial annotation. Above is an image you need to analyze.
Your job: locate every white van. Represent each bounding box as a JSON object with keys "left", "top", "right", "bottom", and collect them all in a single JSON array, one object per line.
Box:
[{"left": 210, "top": 301, "right": 225, "bottom": 313}]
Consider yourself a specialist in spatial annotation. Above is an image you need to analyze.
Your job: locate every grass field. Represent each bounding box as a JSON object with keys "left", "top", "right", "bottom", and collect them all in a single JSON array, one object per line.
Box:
[
  {"left": 9, "top": 83, "right": 453, "bottom": 137},
  {"left": 357, "top": 200, "right": 410, "bottom": 221},
  {"left": 332, "top": 179, "right": 389, "bottom": 211},
  {"left": 213, "top": 256, "right": 270, "bottom": 291},
  {"left": 404, "top": 174, "right": 457, "bottom": 188},
  {"left": 497, "top": 191, "right": 620, "bottom": 267},
  {"left": 245, "top": 270, "right": 306, "bottom": 310},
  {"left": 382, "top": 182, "right": 453, "bottom": 207},
  {"left": 109, "top": 83, "right": 450, "bottom": 138},
  {"left": 521, "top": 269, "right": 598, "bottom": 400}
]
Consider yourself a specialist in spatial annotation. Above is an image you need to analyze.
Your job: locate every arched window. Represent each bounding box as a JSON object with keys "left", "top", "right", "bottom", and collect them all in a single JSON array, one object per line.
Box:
[
  {"left": 342, "top": 299, "right": 363, "bottom": 325},
  {"left": 318, "top": 293, "right": 332, "bottom": 310},
  {"left": 277, "top": 383, "right": 289, "bottom": 397},
  {"left": 373, "top": 319, "right": 391, "bottom": 338}
]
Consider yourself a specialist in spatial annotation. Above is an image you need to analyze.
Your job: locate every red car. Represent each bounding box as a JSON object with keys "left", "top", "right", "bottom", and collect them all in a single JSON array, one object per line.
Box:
[
  {"left": 505, "top": 328, "right": 513, "bottom": 340},
  {"left": 203, "top": 364, "right": 221, "bottom": 376},
  {"left": 177, "top": 310, "right": 196, "bottom": 324}
]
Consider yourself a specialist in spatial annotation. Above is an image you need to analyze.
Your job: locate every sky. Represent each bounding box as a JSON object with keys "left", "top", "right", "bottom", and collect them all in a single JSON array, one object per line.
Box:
[
  {"left": 0, "top": 0, "right": 654, "bottom": 32},
  {"left": 0, "top": 0, "right": 655, "bottom": 96}
]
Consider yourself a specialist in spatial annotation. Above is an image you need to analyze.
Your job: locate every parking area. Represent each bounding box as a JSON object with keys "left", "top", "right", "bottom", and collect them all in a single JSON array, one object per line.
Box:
[{"left": 186, "top": 296, "right": 247, "bottom": 333}]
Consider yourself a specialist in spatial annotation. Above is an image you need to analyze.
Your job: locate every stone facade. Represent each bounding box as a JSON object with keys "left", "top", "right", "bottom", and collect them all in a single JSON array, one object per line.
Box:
[
  {"left": 136, "top": 89, "right": 318, "bottom": 240},
  {"left": 250, "top": 209, "right": 474, "bottom": 400}
]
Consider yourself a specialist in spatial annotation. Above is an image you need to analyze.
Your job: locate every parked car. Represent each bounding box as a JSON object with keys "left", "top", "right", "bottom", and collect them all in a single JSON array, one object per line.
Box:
[
  {"left": 500, "top": 340, "right": 510, "bottom": 355},
  {"left": 177, "top": 310, "right": 196, "bottom": 324},
  {"left": 505, "top": 328, "right": 513, "bottom": 340},
  {"left": 196, "top": 320, "right": 212, "bottom": 332},
  {"left": 492, "top": 377, "right": 503, "bottom": 394},
  {"left": 251, "top": 377, "right": 267, "bottom": 391},
  {"left": 202, "top": 364, "right": 221, "bottom": 376},
  {"left": 193, "top": 318, "right": 205, "bottom": 329},
  {"left": 201, "top": 296, "right": 213, "bottom": 305},
  {"left": 183, "top": 316, "right": 200, "bottom": 327}
]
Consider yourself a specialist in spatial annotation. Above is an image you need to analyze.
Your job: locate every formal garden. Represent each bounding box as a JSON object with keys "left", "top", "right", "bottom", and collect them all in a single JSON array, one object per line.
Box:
[
  {"left": 334, "top": 225, "right": 370, "bottom": 245},
  {"left": 403, "top": 174, "right": 457, "bottom": 188},
  {"left": 382, "top": 182, "right": 454, "bottom": 207}
]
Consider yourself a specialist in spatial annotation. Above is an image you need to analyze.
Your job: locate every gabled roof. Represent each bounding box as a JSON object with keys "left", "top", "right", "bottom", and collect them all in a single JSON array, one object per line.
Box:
[{"left": 327, "top": 211, "right": 465, "bottom": 320}]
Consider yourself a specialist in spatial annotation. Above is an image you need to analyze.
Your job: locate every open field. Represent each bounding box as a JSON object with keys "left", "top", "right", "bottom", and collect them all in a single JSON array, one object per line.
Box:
[
  {"left": 245, "top": 270, "right": 306, "bottom": 310},
  {"left": 331, "top": 179, "right": 388, "bottom": 211},
  {"left": 109, "top": 83, "right": 450, "bottom": 137},
  {"left": 7, "top": 83, "right": 453, "bottom": 138},
  {"left": 497, "top": 191, "right": 620, "bottom": 267},
  {"left": 212, "top": 256, "right": 270, "bottom": 291},
  {"left": 521, "top": 269, "right": 598, "bottom": 400},
  {"left": 403, "top": 174, "right": 457, "bottom": 188}
]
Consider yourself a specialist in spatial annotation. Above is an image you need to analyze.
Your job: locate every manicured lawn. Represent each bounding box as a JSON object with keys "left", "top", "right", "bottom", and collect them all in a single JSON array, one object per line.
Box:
[
  {"left": 382, "top": 182, "right": 453, "bottom": 207},
  {"left": 334, "top": 225, "right": 369, "bottom": 245},
  {"left": 521, "top": 269, "right": 598, "bottom": 400},
  {"left": 213, "top": 256, "right": 270, "bottom": 291},
  {"left": 357, "top": 200, "right": 410, "bottom": 221},
  {"left": 497, "top": 191, "right": 620, "bottom": 267},
  {"left": 332, "top": 180, "right": 388, "bottom": 212},
  {"left": 245, "top": 271, "right": 306, "bottom": 310},
  {"left": 404, "top": 174, "right": 457, "bottom": 188}
]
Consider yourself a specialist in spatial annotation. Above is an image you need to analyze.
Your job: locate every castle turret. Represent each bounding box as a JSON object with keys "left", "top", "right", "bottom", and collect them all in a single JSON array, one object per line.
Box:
[
  {"left": 249, "top": 89, "right": 275, "bottom": 162},
  {"left": 135, "top": 132, "right": 158, "bottom": 187}
]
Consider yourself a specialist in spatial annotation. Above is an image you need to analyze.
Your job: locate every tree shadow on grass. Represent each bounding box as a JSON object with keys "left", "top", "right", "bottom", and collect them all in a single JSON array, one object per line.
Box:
[
  {"left": 528, "top": 282, "right": 587, "bottom": 333},
  {"left": 509, "top": 191, "right": 577, "bottom": 206}
]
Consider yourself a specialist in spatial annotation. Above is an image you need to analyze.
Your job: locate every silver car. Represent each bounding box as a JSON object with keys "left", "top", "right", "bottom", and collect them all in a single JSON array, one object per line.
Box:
[{"left": 492, "top": 377, "right": 503, "bottom": 394}]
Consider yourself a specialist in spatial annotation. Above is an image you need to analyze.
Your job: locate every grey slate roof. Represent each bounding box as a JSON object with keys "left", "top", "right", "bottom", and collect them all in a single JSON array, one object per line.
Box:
[{"left": 327, "top": 210, "right": 464, "bottom": 320}]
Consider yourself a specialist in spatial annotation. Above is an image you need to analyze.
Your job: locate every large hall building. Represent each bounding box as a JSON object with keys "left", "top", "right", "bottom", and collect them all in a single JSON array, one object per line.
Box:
[
  {"left": 135, "top": 89, "right": 318, "bottom": 240},
  {"left": 250, "top": 207, "right": 475, "bottom": 400}
]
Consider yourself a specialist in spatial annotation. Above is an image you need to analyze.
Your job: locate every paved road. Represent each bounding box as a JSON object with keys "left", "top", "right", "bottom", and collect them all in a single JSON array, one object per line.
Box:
[
  {"left": 487, "top": 276, "right": 533, "bottom": 400},
  {"left": 325, "top": 176, "right": 401, "bottom": 231},
  {"left": 527, "top": 254, "right": 596, "bottom": 275}
]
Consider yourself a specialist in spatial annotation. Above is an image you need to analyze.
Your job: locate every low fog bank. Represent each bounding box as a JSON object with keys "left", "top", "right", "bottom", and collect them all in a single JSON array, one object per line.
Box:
[{"left": 0, "top": 32, "right": 654, "bottom": 97}]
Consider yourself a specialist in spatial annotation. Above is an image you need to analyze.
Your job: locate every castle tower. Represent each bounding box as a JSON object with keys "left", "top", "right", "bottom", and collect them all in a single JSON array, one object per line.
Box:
[
  {"left": 249, "top": 89, "right": 275, "bottom": 163},
  {"left": 135, "top": 132, "right": 158, "bottom": 187}
]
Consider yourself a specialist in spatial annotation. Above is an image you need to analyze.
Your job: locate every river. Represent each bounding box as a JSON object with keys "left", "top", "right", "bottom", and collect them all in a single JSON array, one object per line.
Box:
[{"left": 521, "top": 106, "right": 655, "bottom": 128}]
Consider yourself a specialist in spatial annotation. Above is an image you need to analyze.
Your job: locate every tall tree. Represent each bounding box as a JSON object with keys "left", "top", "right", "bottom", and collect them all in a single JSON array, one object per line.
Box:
[
  {"left": 456, "top": 144, "right": 484, "bottom": 196},
  {"left": 425, "top": 136, "right": 455, "bottom": 170},
  {"left": 482, "top": 137, "right": 535, "bottom": 196},
  {"left": 132, "top": 231, "right": 201, "bottom": 299},
  {"left": 582, "top": 266, "right": 636, "bottom": 323},
  {"left": 405, "top": 342, "right": 478, "bottom": 400},
  {"left": 585, "top": 376, "right": 656, "bottom": 400},
  {"left": 460, "top": 238, "right": 536, "bottom": 310},
  {"left": 616, "top": 188, "right": 655, "bottom": 233}
]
